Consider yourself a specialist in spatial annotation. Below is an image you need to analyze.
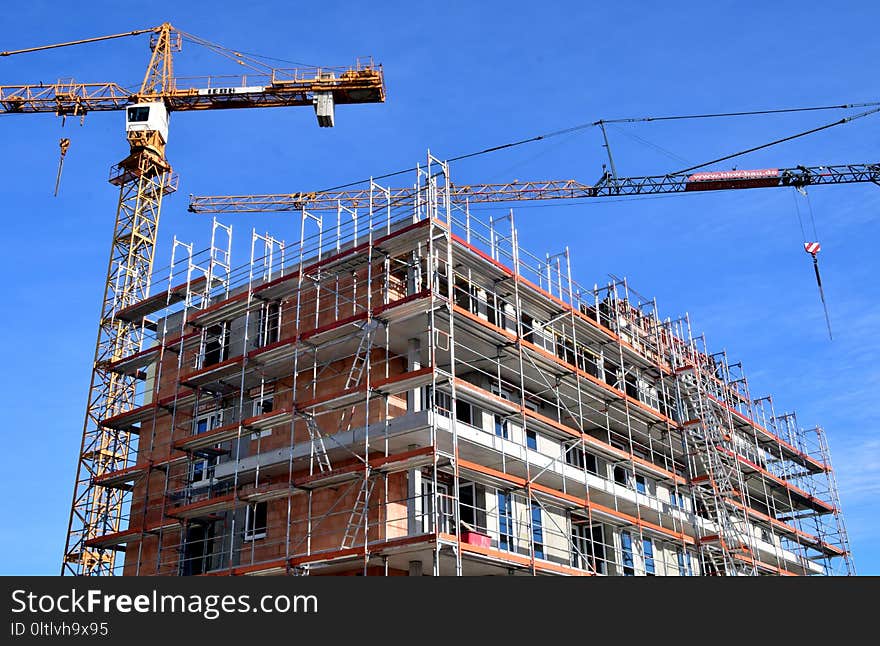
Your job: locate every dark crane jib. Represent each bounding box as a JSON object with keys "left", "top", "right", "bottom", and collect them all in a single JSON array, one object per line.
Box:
[{"left": 187, "top": 163, "right": 880, "bottom": 213}]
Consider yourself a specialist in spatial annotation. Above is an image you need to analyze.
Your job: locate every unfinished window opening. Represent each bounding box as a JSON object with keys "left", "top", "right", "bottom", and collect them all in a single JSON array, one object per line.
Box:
[
  {"left": 487, "top": 294, "right": 508, "bottom": 330},
  {"left": 491, "top": 384, "right": 512, "bottom": 401},
  {"left": 181, "top": 523, "right": 214, "bottom": 576},
  {"left": 643, "top": 537, "right": 655, "bottom": 575},
  {"left": 621, "top": 530, "right": 635, "bottom": 576},
  {"left": 577, "top": 345, "right": 600, "bottom": 378},
  {"left": 497, "top": 491, "right": 514, "bottom": 552},
  {"left": 565, "top": 442, "right": 585, "bottom": 469},
  {"left": 598, "top": 297, "right": 617, "bottom": 330},
  {"left": 678, "top": 549, "right": 694, "bottom": 576},
  {"left": 190, "top": 411, "right": 223, "bottom": 485},
  {"left": 421, "top": 479, "right": 452, "bottom": 534},
  {"left": 555, "top": 333, "right": 576, "bottom": 366},
  {"left": 459, "top": 482, "right": 475, "bottom": 528},
  {"left": 526, "top": 429, "right": 538, "bottom": 450},
  {"left": 388, "top": 255, "right": 410, "bottom": 297},
  {"left": 572, "top": 523, "right": 606, "bottom": 574},
  {"left": 579, "top": 301, "right": 598, "bottom": 322},
  {"left": 423, "top": 386, "right": 451, "bottom": 416},
  {"left": 436, "top": 270, "right": 449, "bottom": 299},
  {"left": 251, "top": 395, "right": 274, "bottom": 439},
  {"left": 531, "top": 501, "right": 544, "bottom": 559},
  {"left": 202, "top": 323, "right": 230, "bottom": 367},
  {"left": 670, "top": 489, "right": 687, "bottom": 510},
  {"left": 494, "top": 413, "right": 508, "bottom": 439},
  {"left": 604, "top": 360, "right": 621, "bottom": 388},
  {"left": 459, "top": 482, "right": 488, "bottom": 540},
  {"left": 244, "top": 502, "right": 268, "bottom": 541},
  {"left": 565, "top": 444, "right": 598, "bottom": 475},
  {"left": 521, "top": 313, "right": 535, "bottom": 343},
  {"left": 453, "top": 276, "right": 479, "bottom": 315},
  {"left": 258, "top": 301, "right": 281, "bottom": 347},
  {"left": 584, "top": 451, "right": 597, "bottom": 474},
  {"left": 625, "top": 371, "right": 640, "bottom": 401},
  {"left": 455, "top": 399, "right": 475, "bottom": 426}
]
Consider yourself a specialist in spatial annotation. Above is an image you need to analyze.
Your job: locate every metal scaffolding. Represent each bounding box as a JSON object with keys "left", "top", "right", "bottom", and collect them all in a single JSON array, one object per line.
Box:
[{"left": 85, "top": 154, "right": 854, "bottom": 577}]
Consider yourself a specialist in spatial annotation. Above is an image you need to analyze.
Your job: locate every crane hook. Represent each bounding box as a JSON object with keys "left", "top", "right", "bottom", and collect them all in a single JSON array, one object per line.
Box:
[
  {"left": 54, "top": 137, "right": 71, "bottom": 197},
  {"left": 804, "top": 242, "right": 832, "bottom": 340}
]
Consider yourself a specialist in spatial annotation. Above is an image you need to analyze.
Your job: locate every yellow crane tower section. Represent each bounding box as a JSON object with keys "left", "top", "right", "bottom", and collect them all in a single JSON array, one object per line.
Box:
[{"left": 0, "top": 22, "right": 386, "bottom": 576}]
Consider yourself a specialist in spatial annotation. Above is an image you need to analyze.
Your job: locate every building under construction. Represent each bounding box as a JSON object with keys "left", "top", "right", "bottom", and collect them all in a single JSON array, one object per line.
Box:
[{"left": 84, "top": 156, "right": 854, "bottom": 576}]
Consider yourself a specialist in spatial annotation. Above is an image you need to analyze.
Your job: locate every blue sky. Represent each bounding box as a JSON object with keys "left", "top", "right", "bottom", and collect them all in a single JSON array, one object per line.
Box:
[{"left": 0, "top": 1, "right": 877, "bottom": 575}]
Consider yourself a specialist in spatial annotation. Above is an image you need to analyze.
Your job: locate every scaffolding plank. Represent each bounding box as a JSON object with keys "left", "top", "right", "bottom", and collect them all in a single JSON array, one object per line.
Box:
[
  {"left": 100, "top": 403, "right": 157, "bottom": 432},
  {"left": 372, "top": 366, "right": 435, "bottom": 397},
  {"left": 116, "top": 277, "right": 207, "bottom": 323},
  {"left": 156, "top": 390, "right": 198, "bottom": 411},
  {"left": 188, "top": 290, "right": 250, "bottom": 328},
  {"left": 93, "top": 463, "right": 147, "bottom": 489},
  {"left": 248, "top": 337, "right": 298, "bottom": 367},
  {"left": 252, "top": 272, "right": 299, "bottom": 302},
  {"left": 181, "top": 356, "right": 245, "bottom": 389},
  {"left": 174, "top": 422, "right": 241, "bottom": 452},
  {"left": 241, "top": 484, "right": 299, "bottom": 503},
  {"left": 168, "top": 493, "right": 236, "bottom": 519},
  {"left": 374, "top": 445, "right": 435, "bottom": 473},
  {"left": 107, "top": 345, "right": 161, "bottom": 377},
  {"left": 84, "top": 527, "right": 140, "bottom": 549},
  {"left": 375, "top": 289, "right": 434, "bottom": 324},
  {"left": 160, "top": 330, "right": 202, "bottom": 353},
  {"left": 372, "top": 218, "right": 431, "bottom": 257},
  {"left": 247, "top": 407, "right": 293, "bottom": 431},
  {"left": 300, "top": 312, "right": 368, "bottom": 346}
]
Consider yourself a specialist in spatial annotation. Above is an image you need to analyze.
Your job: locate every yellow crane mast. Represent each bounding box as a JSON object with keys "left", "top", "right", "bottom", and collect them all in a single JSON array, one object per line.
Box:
[{"left": 0, "top": 22, "right": 385, "bottom": 576}]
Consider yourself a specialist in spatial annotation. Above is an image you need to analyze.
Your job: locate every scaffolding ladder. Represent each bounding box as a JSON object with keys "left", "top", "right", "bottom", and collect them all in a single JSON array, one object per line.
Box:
[
  {"left": 345, "top": 320, "right": 379, "bottom": 390},
  {"left": 676, "top": 364, "right": 756, "bottom": 576},
  {"left": 303, "top": 413, "right": 331, "bottom": 474},
  {"left": 341, "top": 476, "right": 376, "bottom": 549}
]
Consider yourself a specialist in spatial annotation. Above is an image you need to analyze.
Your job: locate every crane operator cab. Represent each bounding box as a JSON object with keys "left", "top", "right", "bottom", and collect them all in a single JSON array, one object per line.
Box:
[{"left": 125, "top": 101, "right": 169, "bottom": 146}]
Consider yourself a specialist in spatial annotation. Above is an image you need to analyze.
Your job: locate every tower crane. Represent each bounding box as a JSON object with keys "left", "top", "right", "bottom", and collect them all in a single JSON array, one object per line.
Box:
[{"left": 0, "top": 22, "right": 386, "bottom": 576}]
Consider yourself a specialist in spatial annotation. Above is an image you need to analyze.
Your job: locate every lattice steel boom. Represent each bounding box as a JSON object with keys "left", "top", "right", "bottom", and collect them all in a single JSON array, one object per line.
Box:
[{"left": 187, "top": 163, "right": 880, "bottom": 213}]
